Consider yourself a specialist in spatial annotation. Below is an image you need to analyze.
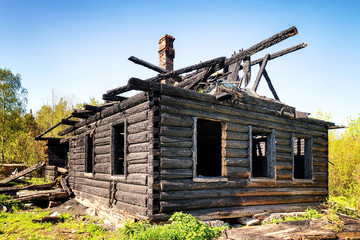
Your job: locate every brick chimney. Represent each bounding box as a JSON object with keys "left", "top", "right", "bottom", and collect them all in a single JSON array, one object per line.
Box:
[{"left": 158, "top": 34, "right": 175, "bottom": 72}]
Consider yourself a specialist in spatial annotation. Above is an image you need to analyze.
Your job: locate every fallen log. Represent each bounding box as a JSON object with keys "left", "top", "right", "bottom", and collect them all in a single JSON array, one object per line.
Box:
[
  {"left": 11, "top": 189, "right": 69, "bottom": 203},
  {"left": 0, "top": 162, "right": 45, "bottom": 185},
  {"left": 60, "top": 176, "right": 72, "bottom": 196},
  {"left": 0, "top": 180, "right": 57, "bottom": 195}
]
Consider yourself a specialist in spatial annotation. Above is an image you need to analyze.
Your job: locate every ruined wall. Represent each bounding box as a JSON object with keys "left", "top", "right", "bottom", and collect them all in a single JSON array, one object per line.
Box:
[
  {"left": 152, "top": 87, "right": 328, "bottom": 220},
  {"left": 68, "top": 92, "right": 155, "bottom": 218}
]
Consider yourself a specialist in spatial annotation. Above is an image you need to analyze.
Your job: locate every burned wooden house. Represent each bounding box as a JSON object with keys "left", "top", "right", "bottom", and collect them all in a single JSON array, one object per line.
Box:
[{"left": 37, "top": 27, "right": 336, "bottom": 221}]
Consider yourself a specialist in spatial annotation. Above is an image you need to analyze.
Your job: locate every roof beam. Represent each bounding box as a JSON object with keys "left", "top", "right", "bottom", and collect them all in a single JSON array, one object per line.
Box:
[
  {"left": 128, "top": 56, "right": 168, "bottom": 74},
  {"left": 225, "top": 26, "right": 298, "bottom": 66}
]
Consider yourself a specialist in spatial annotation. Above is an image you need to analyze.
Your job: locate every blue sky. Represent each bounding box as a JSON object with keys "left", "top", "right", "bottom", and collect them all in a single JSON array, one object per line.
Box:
[{"left": 0, "top": 0, "right": 359, "bottom": 125}]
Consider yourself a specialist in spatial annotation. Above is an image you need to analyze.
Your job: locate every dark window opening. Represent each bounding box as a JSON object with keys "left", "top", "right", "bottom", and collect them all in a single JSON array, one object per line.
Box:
[
  {"left": 85, "top": 134, "right": 93, "bottom": 173},
  {"left": 112, "top": 123, "right": 125, "bottom": 175},
  {"left": 196, "top": 119, "right": 222, "bottom": 177},
  {"left": 294, "top": 137, "right": 311, "bottom": 179},
  {"left": 252, "top": 134, "right": 268, "bottom": 177}
]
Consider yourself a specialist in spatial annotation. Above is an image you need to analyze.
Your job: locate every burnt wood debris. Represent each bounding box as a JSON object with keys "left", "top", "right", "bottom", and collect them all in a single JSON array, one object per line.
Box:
[{"left": 34, "top": 26, "right": 339, "bottom": 221}]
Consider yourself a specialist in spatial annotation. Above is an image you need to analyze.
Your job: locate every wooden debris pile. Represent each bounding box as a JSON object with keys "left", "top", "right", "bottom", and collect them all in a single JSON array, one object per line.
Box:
[{"left": 0, "top": 162, "right": 72, "bottom": 209}]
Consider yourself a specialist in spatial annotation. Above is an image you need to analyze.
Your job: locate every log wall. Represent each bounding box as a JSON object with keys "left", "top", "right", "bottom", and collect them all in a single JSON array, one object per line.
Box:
[
  {"left": 68, "top": 92, "right": 152, "bottom": 218},
  {"left": 67, "top": 84, "right": 329, "bottom": 221},
  {"left": 155, "top": 92, "right": 329, "bottom": 220}
]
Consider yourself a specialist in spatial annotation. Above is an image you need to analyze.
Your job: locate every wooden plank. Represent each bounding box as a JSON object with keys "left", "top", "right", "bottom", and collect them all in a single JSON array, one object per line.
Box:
[{"left": 0, "top": 162, "right": 45, "bottom": 185}]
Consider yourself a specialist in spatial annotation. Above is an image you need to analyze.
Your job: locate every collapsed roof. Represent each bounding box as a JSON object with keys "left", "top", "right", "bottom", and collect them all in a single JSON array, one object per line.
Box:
[{"left": 36, "top": 26, "right": 336, "bottom": 141}]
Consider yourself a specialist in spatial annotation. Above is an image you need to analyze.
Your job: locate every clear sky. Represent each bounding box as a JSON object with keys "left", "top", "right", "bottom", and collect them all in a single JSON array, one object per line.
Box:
[{"left": 0, "top": 0, "right": 359, "bottom": 125}]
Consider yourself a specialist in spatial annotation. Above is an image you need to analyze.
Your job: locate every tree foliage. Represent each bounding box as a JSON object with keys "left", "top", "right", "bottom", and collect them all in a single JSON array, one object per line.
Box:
[
  {"left": 313, "top": 109, "right": 360, "bottom": 210},
  {"left": 328, "top": 115, "right": 360, "bottom": 209},
  {"left": 0, "top": 68, "right": 28, "bottom": 163}
]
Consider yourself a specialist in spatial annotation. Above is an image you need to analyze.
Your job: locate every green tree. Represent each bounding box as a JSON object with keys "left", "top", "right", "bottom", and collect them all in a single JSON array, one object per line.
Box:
[
  {"left": 0, "top": 68, "right": 27, "bottom": 163},
  {"left": 35, "top": 93, "right": 100, "bottom": 137},
  {"left": 313, "top": 109, "right": 360, "bottom": 210},
  {"left": 328, "top": 115, "right": 360, "bottom": 209}
]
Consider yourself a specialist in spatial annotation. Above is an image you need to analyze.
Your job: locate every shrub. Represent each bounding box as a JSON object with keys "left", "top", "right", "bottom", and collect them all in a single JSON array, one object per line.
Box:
[{"left": 118, "top": 212, "right": 224, "bottom": 240}]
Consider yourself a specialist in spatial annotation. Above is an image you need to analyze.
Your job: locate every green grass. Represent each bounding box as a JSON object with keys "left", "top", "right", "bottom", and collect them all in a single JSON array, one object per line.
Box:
[
  {"left": 26, "top": 177, "right": 52, "bottom": 185},
  {"left": 328, "top": 196, "right": 360, "bottom": 218},
  {"left": 0, "top": 209, "right": 224, "bottom": 240},
  {"left": 265, "top": 208, "right": 323, "bottom": 224},
  {"left": 0, "top": 208, "right": 116, "bottom": 240}
]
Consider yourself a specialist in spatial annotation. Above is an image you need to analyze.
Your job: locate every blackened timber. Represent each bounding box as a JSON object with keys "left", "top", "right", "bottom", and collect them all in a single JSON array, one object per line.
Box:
[
  {"left": 36, "top": 137, "right": 63, "bottom": 141},
  {"left": 176, "top": 71, "right": 206, "bottom": 88},
  {"left": 106, "top": 57, "right": 225, "bottom": 96},
  {"left": 160, "top": 188, "right": 327, "bottom": 201},
  {"left": 84, "top": 105, "right": 103, "bottom": 112},
  {"left": 72, "top": 109, "right": 94, "bottom": 117},
  {"left": 102, "top": 94, "right": 127, "bottom": 102},
  {"left": 186, "top": 65, "right": 216, "bottom": 90},
  {"left": 250, "top": 43, "right": 307, "bottom": 66},
  {"left": 243, "top": 56, "right": 251, "bottom": 87},
  {"left": 149, "top": 57, "right": 226, "bottom": 84},
  {"left": 59, "top": 92, "right": 148, "bottom": 136},
  {"left": 61, "top": 119, "right": 79, "bottom": 125},
  {"left": 227, "top": 59, "right": 242, "bottom": 84},
  {"left": 215, "top": 93, "right": 232, "bottom": 100},
  {"left": 182, "top": 43, "right": 306, "bottom": 89},
  {"left": 160, "top": 179, "right": 327, "bottom": 191},
  {"left": 160, "top": 195, "right": 325, "bottom": 212},
  {"left": 252, "top": 54, "right": 270, "bottom": 92},
  {"left": 58, "top": 126, "right": 75, "bottom": 136},
  {"left": 263, "top": 70, "right": 280, "bottom": 101},
  {"left": 129, "top": 56, "right": 168, "bottom": 74},
  {"left": 225, "top": 26, "right": 298, "bottom": 66},
  {"left": 106, "top": 84, "right": 132, "bottom": 96}
]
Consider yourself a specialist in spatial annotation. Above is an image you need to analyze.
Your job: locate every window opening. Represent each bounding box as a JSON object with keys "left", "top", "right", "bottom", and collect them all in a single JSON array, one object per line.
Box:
[
  {"left": 196, "top": 119, "right": 222, "bottom": 177},
  {"left": 112, "top": 123, "right": 125, "bottom": 175},
  {"left": 252, "top": 134, "right": 268, "bottom": 177},
  {"left": 293, "top": 137, "right": 311, "bottom": 179},
  {"left": 85, "top": 134, "right": 93, "bottom": 173}
]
